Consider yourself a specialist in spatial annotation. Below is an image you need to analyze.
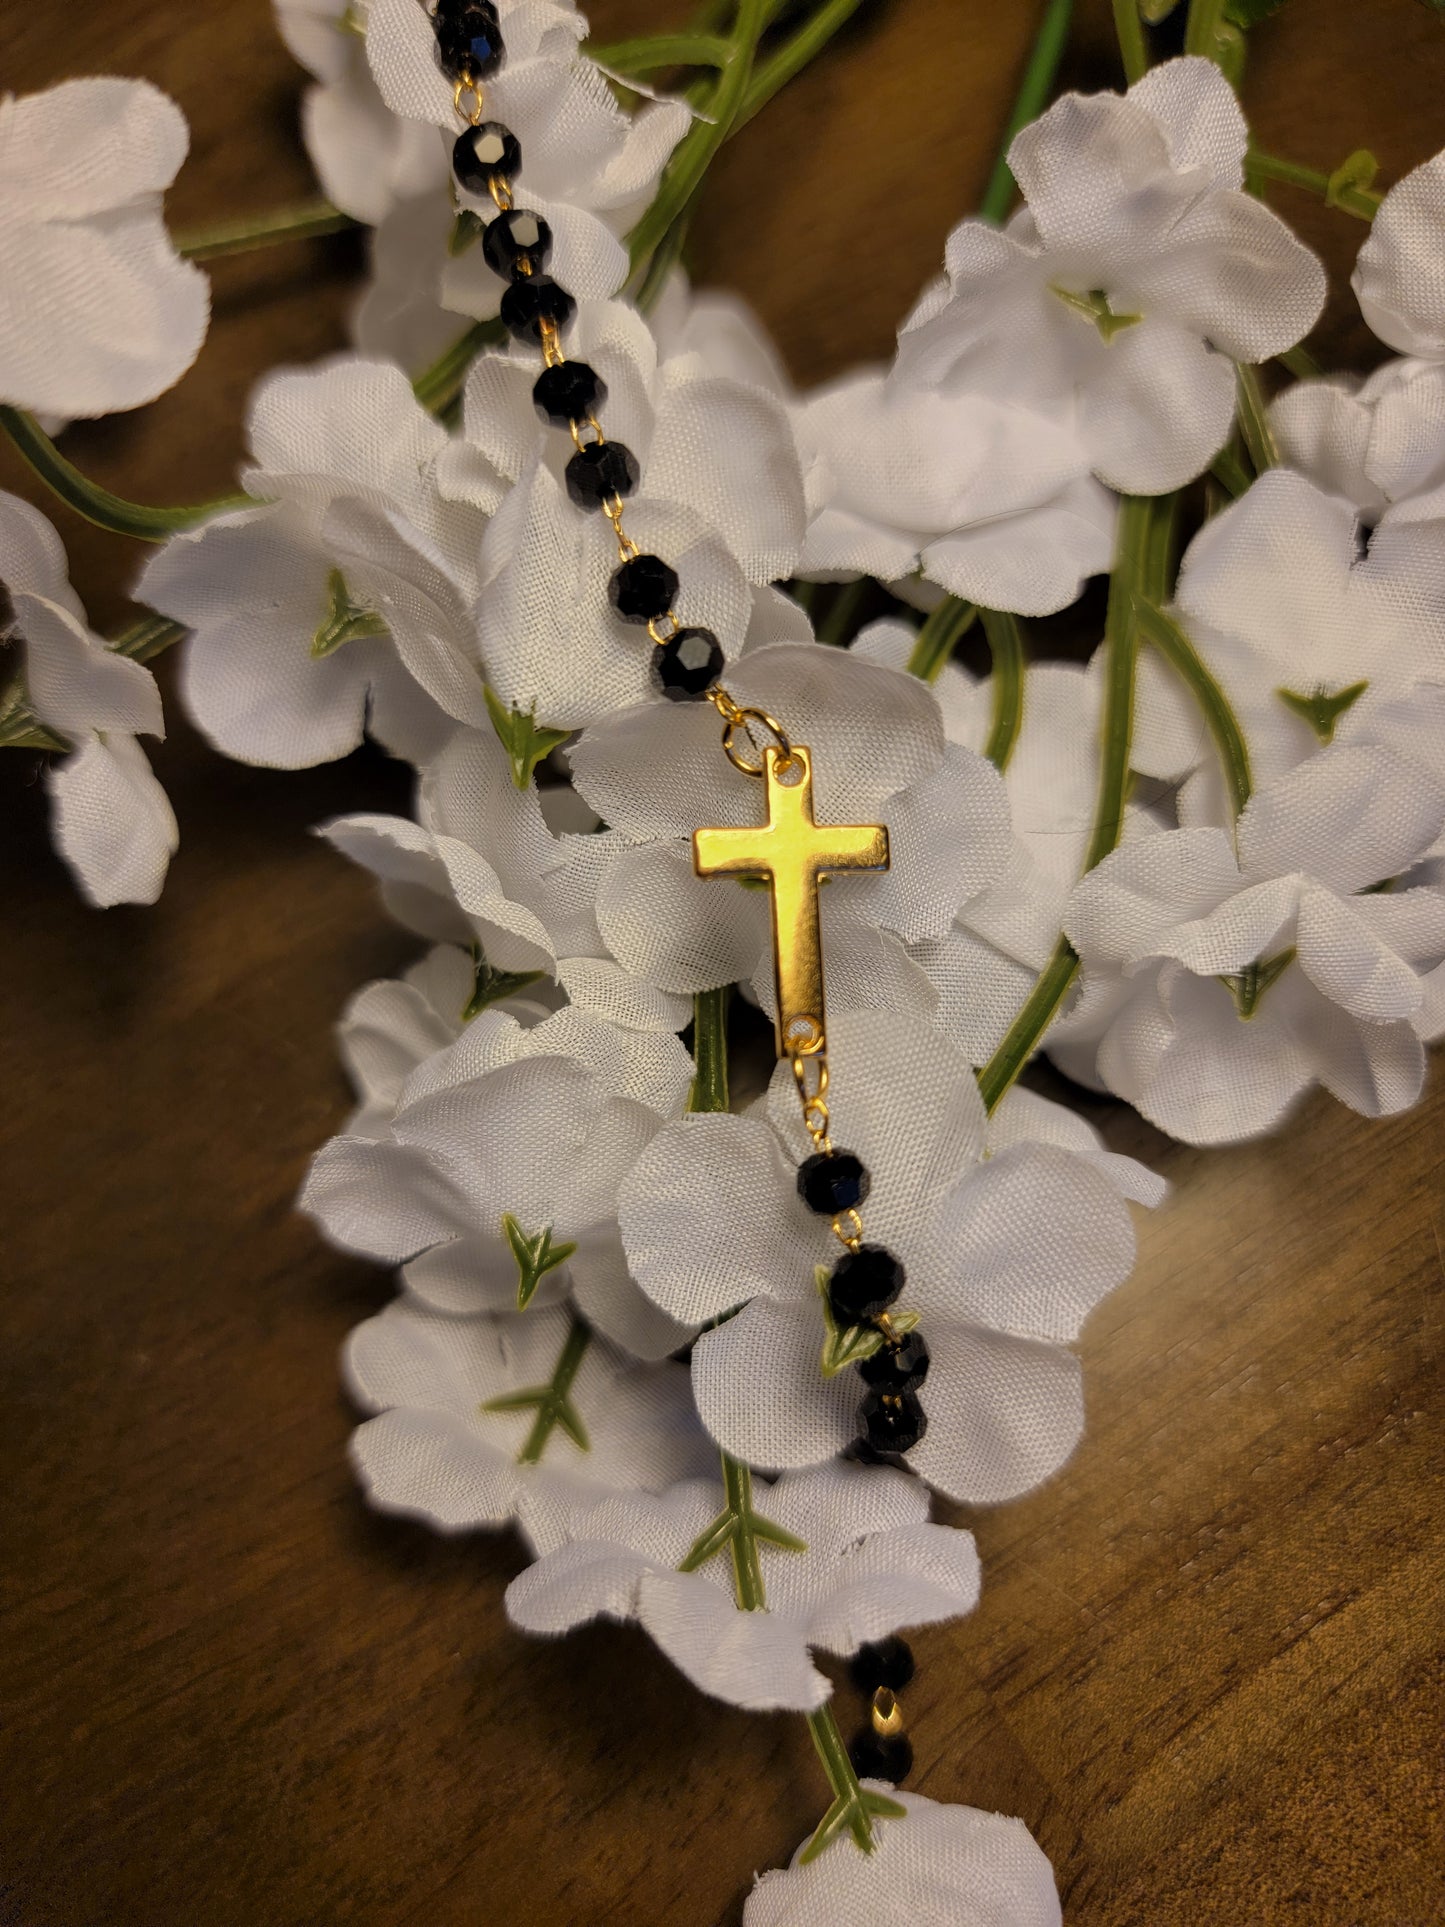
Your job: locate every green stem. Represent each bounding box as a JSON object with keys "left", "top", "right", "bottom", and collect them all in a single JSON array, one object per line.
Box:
[
  {"left": 800, "top": 1705, "right": 905, "bottom": 1861},
  {"left": 491, "top": 1316, "right": 592, "bottom": 1464},
  {"left": 979, "top": 608, "right": 1025, "bottom": 772},
  {"left": 905, "top": 596, "right": 977, "bottom": 682},
  {"left": 1210, "top": 443, "right": 1252, "bottom": 499},
  {"left": 980, "top": 0, "right": 1075, "bottom": 223},
  {"left": 816, "top": 575, "right": 870, "bottom": 646},
  {"left": 0, "top": 406, "right": 247, "bottom": 543},
  {"left": 1276, "top": 344, "right": 1323, "bottom": 381},
  {"left": 688, "top": 985, "right": 732, "bottom": 1115},
  {"left": 1234, "top": 364, "right": 1279, "bottom": 472},
  {"left": 111, "top": 614, "right": 189, "bottom": 664},
  {"left": 1244, "top": 149, "right": 1381, "bottom": 220},
  {"left": 974, "top": 493, "right": 1157, "bottom": 1113},
  {"left": 1111, "top": 0, "right": 1149, "bottom": 83},
  {"left": 587, "top": 30, "right": 733, "bottom": 76},
  {"left": 174, "top": 200, "right": 357, "bottom": 262},
  {"left": 722, "top": 1453, "right": 766, "bottom": 1609},
  {"left": 1134, "top": 597, "right": 1252, "bottom": 818},
  {"left": 628, "top": 0, "right": 769, "bottom": 275},
  {"left": 411, "top": 318, "right": 507, "bottom": 419},
  {"left": 733, "top": 0, "right": 866, "bottom": 135}
]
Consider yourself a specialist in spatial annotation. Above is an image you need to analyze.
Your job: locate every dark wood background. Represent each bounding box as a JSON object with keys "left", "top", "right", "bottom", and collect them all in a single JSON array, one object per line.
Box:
[{"left": 2, "top": 2, "right": 1442, "bottom": 1922}]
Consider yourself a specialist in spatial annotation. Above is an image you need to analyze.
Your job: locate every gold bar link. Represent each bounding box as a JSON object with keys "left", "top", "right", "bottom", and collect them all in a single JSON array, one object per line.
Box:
[
  {"left": 538, "top": 317, "right": 565, "bottom": 369},
  {"left": 568, "top": 414, "right": 606, "bottom": 454},
  {"left": 871, "top": 1688, "right": 904, "bottom": 1738},
  {"left": 488, "top": 174, "right": 514, "bottom": 212}
]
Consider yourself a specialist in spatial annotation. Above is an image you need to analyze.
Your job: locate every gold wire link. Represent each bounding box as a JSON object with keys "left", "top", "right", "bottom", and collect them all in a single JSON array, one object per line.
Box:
[
  {"left": 831, "top": 1208, "right": 863, "bottom": 1252},
  {"left": 791, "top": 1048, "right": 832, "bottom": 1151},
  {"left": 871, "top": 1688, "right": 904, "bottom": 1738},
  {"left": 488, "top": 174, "right": 514, "bottom": 212},
  {"left": 647, "top": 612, "right": 681, "bottom": 645},
  {"left": 601, "top": 495, "right": 639, "bottom": 562},
  {"left": 538, "top": 317, "right": 565, "bottom": 368},
  {"left": 453, "top": 75, "right": 485, "bottom": 124},
  {"left": 705, "top": 688, "right": 795, "bottom": 777},
  {"left": 568, "top": 414, "right": 606, "bottom": 453}
]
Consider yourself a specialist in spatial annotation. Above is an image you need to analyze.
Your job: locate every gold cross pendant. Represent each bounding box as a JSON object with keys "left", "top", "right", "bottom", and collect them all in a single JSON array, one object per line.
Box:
[{"left": 693, "top": 744, "right": 890, "bottom": 1056}]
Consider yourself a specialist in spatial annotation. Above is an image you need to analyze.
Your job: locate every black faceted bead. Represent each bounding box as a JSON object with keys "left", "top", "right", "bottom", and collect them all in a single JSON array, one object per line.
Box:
[
  {"left": 827, "top": 1244, "right": 904, "bottom": 1325},
  {"left": 434, "top": 0, "right": 505, "bottom": 79},
  {"left": 850, "top": 1637, "right": 915, "bottom": 1694},
  {"left": 849, "top": 1728, "right": 914, "bottom": 1784},
  {"left": 652, "top": 628, "right": 724, "bottom": 702},
  {"left": 533, "top": 360, "right": 606, "bottom": 427},
  {"left": 610, "top": 554, "right": 679, "bottom": 624},
  {"left": 501, "top": 275, "right": 576, "bottom": 345},
  {"left": 860, "top": 1387, "right": 927, "bottom": 1455},
  {"left": 858, "top": 1329, "right": 930, "bottom": 1392},
  {"left": 565, "top": 439, "right": 639, "bottom": 509},
  {"left": 452, "top": 122, "right": 521, "bottom": 196},
  {"left": 482, "top": 207, "right": 552, "bottom": 280},
  {"left": 797, "top": 1150, "right": 870, "bottom": 1216}
]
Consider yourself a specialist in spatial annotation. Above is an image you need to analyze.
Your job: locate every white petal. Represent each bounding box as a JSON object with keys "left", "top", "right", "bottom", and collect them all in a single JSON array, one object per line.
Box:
[
  {"left": 596, "top": 841, "right": 769, "bottom": 995},
  {"left": 0, "top": 490, "right": 84, "bottom": 617},
  {"left": 1237, "top": 745, "right": 1445, "bottom": 894},
  {"left": 1294, "top": 882, "right": 1425, "bottom": 1022},
  {"left": 910, "top": 1323, "right": 1084, "bottom": 1506},
  {"left": 47, "top": 733, "right": 177, "bottom": 907},
  {"left": 692, "top": 1299, "right": 857, "bottom": 1469},
  {"left": 556, "top": 957, "right": 692, "bottom": 1033},
  {"left": 988, "top": 1087, "right": 1167, "bottom": 1208},
  {"left": 300, "top": 1135, "right": 472, "bottom": 1260},
  {"left": 1065, "top": 827, "right": 1241, "bottom": 964},
  {"left": 350, "top": 1407, "right": 522, "bottom": 1532},
  {"left": 1078, "top": 317, "right": 1238, "bottom": 493},
  {"left": 928, "top": 1146, "right": 1136, "bottom": 1343},
  {"left": 1353, "top": 151, "right": 1445, "bottom": 358},
  {"left": 1129, "top": 55, "right": 1246, "bottom": 187},
  {"left": 922, "top": 475, "right": 1115, "bottom": 617},
  {"left": 13, "top": 591, "right": 163, "bottom": 738}
]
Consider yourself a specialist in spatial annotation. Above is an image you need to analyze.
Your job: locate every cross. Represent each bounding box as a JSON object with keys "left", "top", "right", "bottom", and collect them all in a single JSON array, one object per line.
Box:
[{"left": 693, "top": 744, "right": 890, "bottom": 1056}]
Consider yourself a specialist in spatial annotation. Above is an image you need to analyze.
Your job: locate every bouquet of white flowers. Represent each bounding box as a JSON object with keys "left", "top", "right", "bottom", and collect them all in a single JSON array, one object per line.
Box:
[{"left": 3, "top": 1, "right": 1441, "bottom": 1918}]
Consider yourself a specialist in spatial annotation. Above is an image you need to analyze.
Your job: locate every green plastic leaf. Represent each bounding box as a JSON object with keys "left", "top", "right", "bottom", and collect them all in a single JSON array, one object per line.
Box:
[
  {"left": 816, "top": 1266, "right": 920, "bottom": 1378},
  {"left": 463, "top": 947, "right": 545, "bottom": 1021},
  {"left": 448, "top": 209, "right": 486, "bottom": 257},
  {"left": 1221, "top": 947, "right": 1296, "bottom": 1019},
  {"left": 1276, "top": 680, "right": 1368, "bottom": 744},
  {"left": 311, "top": 568, "right": 390, "bottom": 658},
  {"left": 484, "top": 684, "right": 571, "bottom": 789},
  {"left": 677, "top": 1454, "right": 806, "bottom": 1609},
  {"left": 481, "top": 1316, "right": 591, "bottom": 1464},
  {"left": 1326, "top": 149, "right": 1380, "bottom": 209},
  {"left": 502, "top": 1213, "right": 577, "bottom": 1310},
  {"left": 1051, "top": 285, "right": 1142, "bottom": 341},
  {"left": 800, "top": 1787, "right": 908, "bottom": 1863}
]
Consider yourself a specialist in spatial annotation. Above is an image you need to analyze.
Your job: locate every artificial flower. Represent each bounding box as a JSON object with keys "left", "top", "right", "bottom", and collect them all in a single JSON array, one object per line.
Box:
[
  {"left": 895, "top": 57, "right": 1324, "bottom": 494},
  {"left": 1351, "top": 148, "right": 1445, "bottom": 359},
  {"left": 1270, "top": 361, "right": 1445, "bottom": 526},
  {"left": 275, "top": 0, "right": 449, "bottom": 225},
  {"left": 506, "top": 1461, "right": 981, "bottom": 1712},
  {"left": 0, "top": 77, "right": 209, "bottom": 416},
  {"left": 1128, "top": 470, "right": 1445, "bottom": 816},
  {"left": 345, "top": 1295, "right": 713, "bottom": 1550},
  {"left": 140, "top": 354, "right": 492, "bottom": 768},
  {"left": 1061, "top": 745, "right": 1445, "bottom": 1142},
  {"left": 569, "top": 640, "right": 1013, "bottom": 1023},
  {"left": 619, "top": 1008, "right": 1151, "bottom": 1502},
  {"left": 437, "top": 296, "right": 808, "bottom": 726},
  {"left": 302, "top": 1001, "right": 695, "bottom": 1356},
  {"left": 364, "top": 0, "right": 688, "bottom": 314},
  {"left": 321, "top": 723, "right": 693, "bottom": 1030},
  {"left": 744, "top": 1790, "right": 1061, "bottom": 1927},
  {"left": 0, "top": 492, "right": 177, "bottom": 905}
]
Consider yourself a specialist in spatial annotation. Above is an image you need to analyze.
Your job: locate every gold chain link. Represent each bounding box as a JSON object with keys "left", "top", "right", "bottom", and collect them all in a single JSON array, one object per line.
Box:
[{"left": 453, "top": 75, "right": 485, "bottom": 124}]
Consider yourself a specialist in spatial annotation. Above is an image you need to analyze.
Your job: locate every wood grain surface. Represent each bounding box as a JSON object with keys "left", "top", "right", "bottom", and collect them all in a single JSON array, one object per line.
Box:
[{"left": 2, "top": 3, "right": 1443, "bottom": 1923}]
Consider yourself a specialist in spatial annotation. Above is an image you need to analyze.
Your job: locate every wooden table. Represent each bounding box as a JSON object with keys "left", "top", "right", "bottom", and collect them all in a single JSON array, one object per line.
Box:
[{"left": 2, "top": 2, "right": 1442, "bottom": 1921}]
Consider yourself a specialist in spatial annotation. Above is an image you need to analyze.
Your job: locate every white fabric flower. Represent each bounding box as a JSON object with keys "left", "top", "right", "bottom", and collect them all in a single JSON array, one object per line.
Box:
[
  {"left": 437, "top": 297, "right": 807, "bottom": 726},
  {"left": 0, "top": 77, "right": 209, "bottom": 416},
  {"left": 799, "top": 370, "right": 1115, "bottom": 617},
  {"left": 569, "top": 640, "right": 1013, "bottom": 1024},
  {"left": 1, "top": 492, "right": 177, "bottom": 905},
  {"left": 139, "top": 354, "right": 492, "bottom": 768},
  {"left": 364, "top": 0, "right": 689, "bottom": 316},
  {"left": 894, "top": 58, "right": 1324, "bottom": 493},
  {"left": 1129, "top": 470, "right": 1445, "bottom": 816},
  {"left": 345, "top": 1295, "right": 713, "bottom": 1551},
  {"left": 619, "top": 1008, "right": 1151, "bottom": 1502},
  {"left": 320, "top": 724, "right": 692, "bottom": 1031},
  {"left": 744, "top": 1790, "right": 1061, "bottom": 1927},
  {"left": 275, "top": 0, "right": 448, "bottom": 225},
  {"left": 1271, "top": 361, "right": 1445, "bottom": 526},
  {"left": 506, "top": 1461, "right": 980, "bottom": 1712},
  {"left": 1062, "top": 746, "right": 1445, "bottom": 1142},
  {"left": 1352, "top": 150, "right": 1445, "bottom": 359},
  {"left": 301, "top": 1001, "right": 695, "bottom": 1357}
]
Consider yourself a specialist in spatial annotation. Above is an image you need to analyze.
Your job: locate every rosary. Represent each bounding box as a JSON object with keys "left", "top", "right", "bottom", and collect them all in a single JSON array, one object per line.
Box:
[{"left": 433, "top": 0, "right": 931, "bottom": 1786}]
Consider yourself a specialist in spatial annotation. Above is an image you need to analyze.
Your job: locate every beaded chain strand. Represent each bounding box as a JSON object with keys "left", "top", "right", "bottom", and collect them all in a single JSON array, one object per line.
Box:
[{"left": 428, "top": 0, "right": 929, "bottom": 1783}]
